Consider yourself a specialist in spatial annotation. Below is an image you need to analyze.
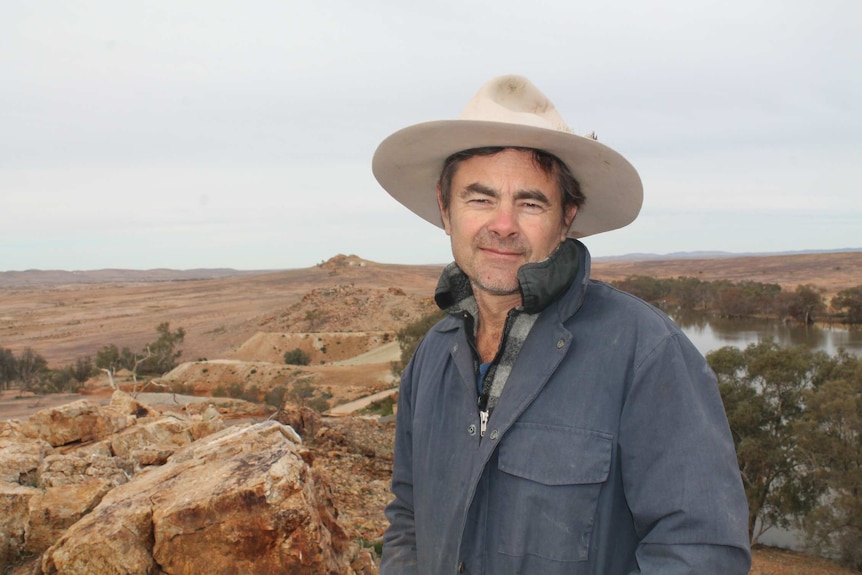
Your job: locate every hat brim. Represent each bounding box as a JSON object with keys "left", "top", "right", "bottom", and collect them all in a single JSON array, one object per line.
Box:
[{"left": 372, "top": 120, "right": 643, "bottom": 238}]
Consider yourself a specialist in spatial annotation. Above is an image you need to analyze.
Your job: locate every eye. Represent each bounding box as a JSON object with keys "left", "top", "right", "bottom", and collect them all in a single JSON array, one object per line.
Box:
[{"left": 520, "top": 201, "right": 546, "bottom": 213}]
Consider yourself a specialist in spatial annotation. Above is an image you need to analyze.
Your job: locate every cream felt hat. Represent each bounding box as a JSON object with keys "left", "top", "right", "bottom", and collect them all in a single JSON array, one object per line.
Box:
[{"left": 372, "top": 75, "right": 643, "bottom": 238}]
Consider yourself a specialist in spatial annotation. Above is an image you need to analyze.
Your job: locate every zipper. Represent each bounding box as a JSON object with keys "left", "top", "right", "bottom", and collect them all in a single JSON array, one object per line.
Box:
[{"left": 479, "top": 410, "right": 489, "bottom": 437}]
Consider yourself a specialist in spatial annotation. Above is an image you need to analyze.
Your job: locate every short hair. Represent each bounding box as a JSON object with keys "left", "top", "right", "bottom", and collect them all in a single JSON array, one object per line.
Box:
[{"left": 437, "top": 147, "right": 585, "bottom": 222}]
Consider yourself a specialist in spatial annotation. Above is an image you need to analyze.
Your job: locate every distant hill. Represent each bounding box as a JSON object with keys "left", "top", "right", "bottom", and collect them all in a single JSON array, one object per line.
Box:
[
  {"left": 7, "top": 249, "right": 860, "bottom": 285},
  {"left": 0, "top": 268, "right": 278, "bottom": 288},
  {"left": 594, "top": 248, "right": 862, "bottom": 262}
]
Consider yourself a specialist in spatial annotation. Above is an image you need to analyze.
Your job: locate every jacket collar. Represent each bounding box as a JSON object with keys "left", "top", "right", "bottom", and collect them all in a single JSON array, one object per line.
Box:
[{"left": 434, "top": 238, "right": 585, "bottom": 317}]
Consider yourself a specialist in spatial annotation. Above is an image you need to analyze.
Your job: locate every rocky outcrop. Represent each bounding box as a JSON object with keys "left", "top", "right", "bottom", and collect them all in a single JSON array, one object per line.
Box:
[
  {"left": 41, "top": 422, "right": 357, "bottom": 574},
  {"left": 20, "top": 391, "right": 154, "bottom": 447},
  {"left": 0, "top": 392, "right": 375, "bottom": 574}
]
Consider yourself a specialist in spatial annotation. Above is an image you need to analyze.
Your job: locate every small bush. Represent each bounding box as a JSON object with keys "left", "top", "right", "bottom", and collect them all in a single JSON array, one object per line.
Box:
[
  {"left": 265, "top": 385, "right": 288, "bottom": 408},
  {"left": 307, "top": 396, "right": 330, "bottom": 413},
  {"left": 241, "top": 384, "right": 261, "bottom": 403},
  {"left": 284, "top": 348, "right": 310, "bottom": 366},
  {"left": 358, "top": 538, "right": 384, "bottom": 557},
  {"left": 361, "top": 395, "right": 396, "bottom": 417}
]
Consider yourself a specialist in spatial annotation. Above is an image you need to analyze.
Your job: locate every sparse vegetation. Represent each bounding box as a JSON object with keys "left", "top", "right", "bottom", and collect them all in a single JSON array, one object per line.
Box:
[
  {"left": 831, "top": 286, "right": 862, "bottom": 325},
  {"left": 360, "top": 395, "right": 396, "bottom": 417},
  {"left": 286, "top": 379, "right": 329, "bottom": 412},
  {"left": 3, "top": 254, "right": 860, "bottom": 572},
  {"left": 241, "top": 384, "right": 261, "bottom": 403},
  {"left": 612, "top": 276, "right": 862, "bottom": 325},
  {"left": 283, "top": 348, "right": 310, "bottom": 366},
  {"left": 94, "top": 322, "right": 186, "bottom": 384},
  {"left": 0, "top": 347, "right": 96, "bottom": 394},
  {"left": 709, "top": 341, "right": 862, "bottom": 567},
  {"left": 391, "top": 309, "right": 447, "bottom": 375},
  {"left": 357, "top": 537, "right": 384, "bottom": 558},
  {"left": 265, "top": 385, "right": 288, "bottom": 408}
]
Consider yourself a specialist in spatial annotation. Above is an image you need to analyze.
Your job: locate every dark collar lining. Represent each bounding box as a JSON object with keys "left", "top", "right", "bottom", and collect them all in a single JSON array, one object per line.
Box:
[{"left": 434, "top": 239, "right": 580, "bottom": 316}]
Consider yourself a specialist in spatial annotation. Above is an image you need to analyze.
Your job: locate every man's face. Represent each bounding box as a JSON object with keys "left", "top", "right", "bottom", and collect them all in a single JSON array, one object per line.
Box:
[{"left": 438, "top": 149, "right": 577, "bottom": 298}]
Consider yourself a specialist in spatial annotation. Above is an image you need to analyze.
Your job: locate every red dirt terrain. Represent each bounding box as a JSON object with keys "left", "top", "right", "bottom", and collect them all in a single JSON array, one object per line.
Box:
[
  {"left": 3, "top": 251, "right": 860, "bottom": 368},
  {"left": 3, "top": 251, "right": 862, "bottom": 573}
]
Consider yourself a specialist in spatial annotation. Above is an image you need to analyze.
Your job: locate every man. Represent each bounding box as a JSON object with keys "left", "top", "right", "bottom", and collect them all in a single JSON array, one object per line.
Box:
[{"left": 371, "top": 75, "right": 750, "bottom": 574}]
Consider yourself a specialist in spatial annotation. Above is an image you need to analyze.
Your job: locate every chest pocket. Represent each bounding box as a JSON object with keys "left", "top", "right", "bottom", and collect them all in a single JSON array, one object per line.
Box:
[{"left": 494, "top": 422, "right": 613, "bottom": 563}]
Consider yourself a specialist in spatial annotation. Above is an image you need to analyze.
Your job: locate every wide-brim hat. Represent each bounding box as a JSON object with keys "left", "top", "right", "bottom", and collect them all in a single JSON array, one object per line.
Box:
[{"left": 372, "top": 75, "right": 643, "bottom": 238}]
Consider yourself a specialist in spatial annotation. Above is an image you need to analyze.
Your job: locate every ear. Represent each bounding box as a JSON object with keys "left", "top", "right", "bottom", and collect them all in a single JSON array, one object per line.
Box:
[{"left": 437, "top": 186, "right": 452, "bottom": 235}]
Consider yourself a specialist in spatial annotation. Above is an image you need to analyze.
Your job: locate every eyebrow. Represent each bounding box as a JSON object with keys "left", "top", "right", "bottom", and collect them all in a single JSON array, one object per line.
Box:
[{"left": 462, "top": 183, "right": 552, "bottom": 206}]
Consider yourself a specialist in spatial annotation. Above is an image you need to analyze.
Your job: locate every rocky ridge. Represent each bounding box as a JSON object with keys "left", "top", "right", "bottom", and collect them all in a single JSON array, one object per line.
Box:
[{"left": 0, "top": 392, "right": 385, "bottom": 574}]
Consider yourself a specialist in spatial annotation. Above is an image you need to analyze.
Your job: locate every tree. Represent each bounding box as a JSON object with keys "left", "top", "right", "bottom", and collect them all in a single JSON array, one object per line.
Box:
[
  {"left": 714, "top": 284, "right": 754, "bottom": 318},
  {"left": 612, "top": 275, "right": 672, "bottom": 305},
  {"left": 137, "top": 322, "right": 186, "bottom": 375},
  {"left": 796, "top": 352, "right": 862, "bottom": 569},
  {"left": 95, "top": 344, "right": 136, "bottom": 373},
  {"left": 670, "top": 276, "right": 710, "bottom": 311},
  {"left": 782, "top": 284, "right": 826, "bottom": 325},
  {"left": 714, "top": 281, "right": 782, "bottom": 318},
  {"left": 0, "top": 348, "right": 17, "bottom": 391},
  {"left": 708, "top": 341, "right": 825, "bottom": 543},
  {"left": 394, "top": 309, "right": 447, "bottom": 374},
  {"left": 16, "top": 348, "right": 48, "bottom": 392},
  {"left": 70, "top": 356, "right": 96, "bottom": 384},
  {"left": 94, "top": 324, "right": 185, "bottom": 387},
  {"left": 831, "top": 285, "right": 862, "bottom": 325}
]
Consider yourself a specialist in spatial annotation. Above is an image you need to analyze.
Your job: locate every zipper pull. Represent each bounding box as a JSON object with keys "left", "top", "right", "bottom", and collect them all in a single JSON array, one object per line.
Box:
[{"left": 479, "top": 410, "right": 489, "bottom": 437}]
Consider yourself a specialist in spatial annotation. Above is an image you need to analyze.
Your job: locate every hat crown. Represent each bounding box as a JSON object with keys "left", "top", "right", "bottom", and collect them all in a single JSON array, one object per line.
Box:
[{"left": 459, "top": 75, "right": 573, "bottom": 133}]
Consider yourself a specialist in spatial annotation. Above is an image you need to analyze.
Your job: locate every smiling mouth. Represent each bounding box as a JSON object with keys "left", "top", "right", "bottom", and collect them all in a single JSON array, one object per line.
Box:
[{"left": 480, "top": 247, "right": 524, "bottom": 258}]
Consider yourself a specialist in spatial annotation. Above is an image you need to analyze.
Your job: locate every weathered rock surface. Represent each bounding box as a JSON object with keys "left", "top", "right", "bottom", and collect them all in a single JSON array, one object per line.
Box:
[
  {"left": 0, "top": 481, "right": 40, "bottom": 568},
  {"left": 21, "top": 399, "right": 135, "bottom": 447},
  {"left": 41, "top": 421, "right": 358, "bottom": 574},
  {"left": 25, "top": 478, "right": 113, "bottom": 555},
  {"left": 0, "top": 391, "right": 378, "bottom": 574}
]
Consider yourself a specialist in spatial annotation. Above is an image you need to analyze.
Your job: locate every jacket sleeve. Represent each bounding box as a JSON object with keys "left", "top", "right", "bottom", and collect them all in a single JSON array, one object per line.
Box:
[
  {"left": 620, "top": 333, "right": 751, "bottom": 574},
  {"left": 379, "top": 359, "right": 419, "bottom": 574}
]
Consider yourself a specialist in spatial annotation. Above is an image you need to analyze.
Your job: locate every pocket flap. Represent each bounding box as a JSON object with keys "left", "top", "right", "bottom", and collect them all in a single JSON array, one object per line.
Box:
[{"left": 498, "top": 423, "right": 613, "bottom": 486}]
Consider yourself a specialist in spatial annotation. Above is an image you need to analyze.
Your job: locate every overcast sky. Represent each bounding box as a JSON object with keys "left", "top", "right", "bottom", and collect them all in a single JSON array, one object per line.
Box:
[{"left": 2, "top": 0, "right": 860, "bottom": 271}]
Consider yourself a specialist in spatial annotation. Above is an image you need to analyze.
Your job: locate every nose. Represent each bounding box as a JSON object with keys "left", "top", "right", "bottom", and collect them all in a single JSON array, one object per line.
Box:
[{"left": 487, "top": 203, "right": 518, "bottom": 237}]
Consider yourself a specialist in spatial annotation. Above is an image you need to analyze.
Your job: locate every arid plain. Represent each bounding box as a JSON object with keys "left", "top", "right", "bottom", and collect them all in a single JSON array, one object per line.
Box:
[
  {"left": 2, "top": 251, "right": 860, "bottom": 369},
  {"left": 3, "top": 251, "right": 862, "bottom": 574}
]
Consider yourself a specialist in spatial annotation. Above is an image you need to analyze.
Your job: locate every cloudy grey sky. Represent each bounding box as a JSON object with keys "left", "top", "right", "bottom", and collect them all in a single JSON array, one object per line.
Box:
[{"left": 2, "top": 0, "right": 860, "bottom": 271}]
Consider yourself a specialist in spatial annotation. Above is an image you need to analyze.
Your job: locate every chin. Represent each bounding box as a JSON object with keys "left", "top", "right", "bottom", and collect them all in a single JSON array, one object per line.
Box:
[{"left": 474, "top": 277, "right": 520, "bottom": 296}]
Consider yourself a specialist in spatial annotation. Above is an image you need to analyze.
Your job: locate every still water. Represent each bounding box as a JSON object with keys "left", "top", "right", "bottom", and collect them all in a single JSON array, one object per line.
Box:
[
  {"left": 670, "top": 314, "right": 862, "bottom": 550},
  {"left": 671, "top": 313, "right": 862, "bottom": 357}
]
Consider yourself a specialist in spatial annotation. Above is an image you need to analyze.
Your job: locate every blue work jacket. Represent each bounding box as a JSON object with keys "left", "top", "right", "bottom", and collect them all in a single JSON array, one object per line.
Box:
[{"left": 380, "top": 243, "right": 751, "bottom": 574}]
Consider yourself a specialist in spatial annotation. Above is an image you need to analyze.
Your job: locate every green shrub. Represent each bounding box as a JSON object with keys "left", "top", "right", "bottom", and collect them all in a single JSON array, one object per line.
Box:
[
  {"left": 361, "top": 395, "right": 396, "bottom": 417},
  {"left": 283, "top": 348, "right": 310, "bottom": 365}
]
